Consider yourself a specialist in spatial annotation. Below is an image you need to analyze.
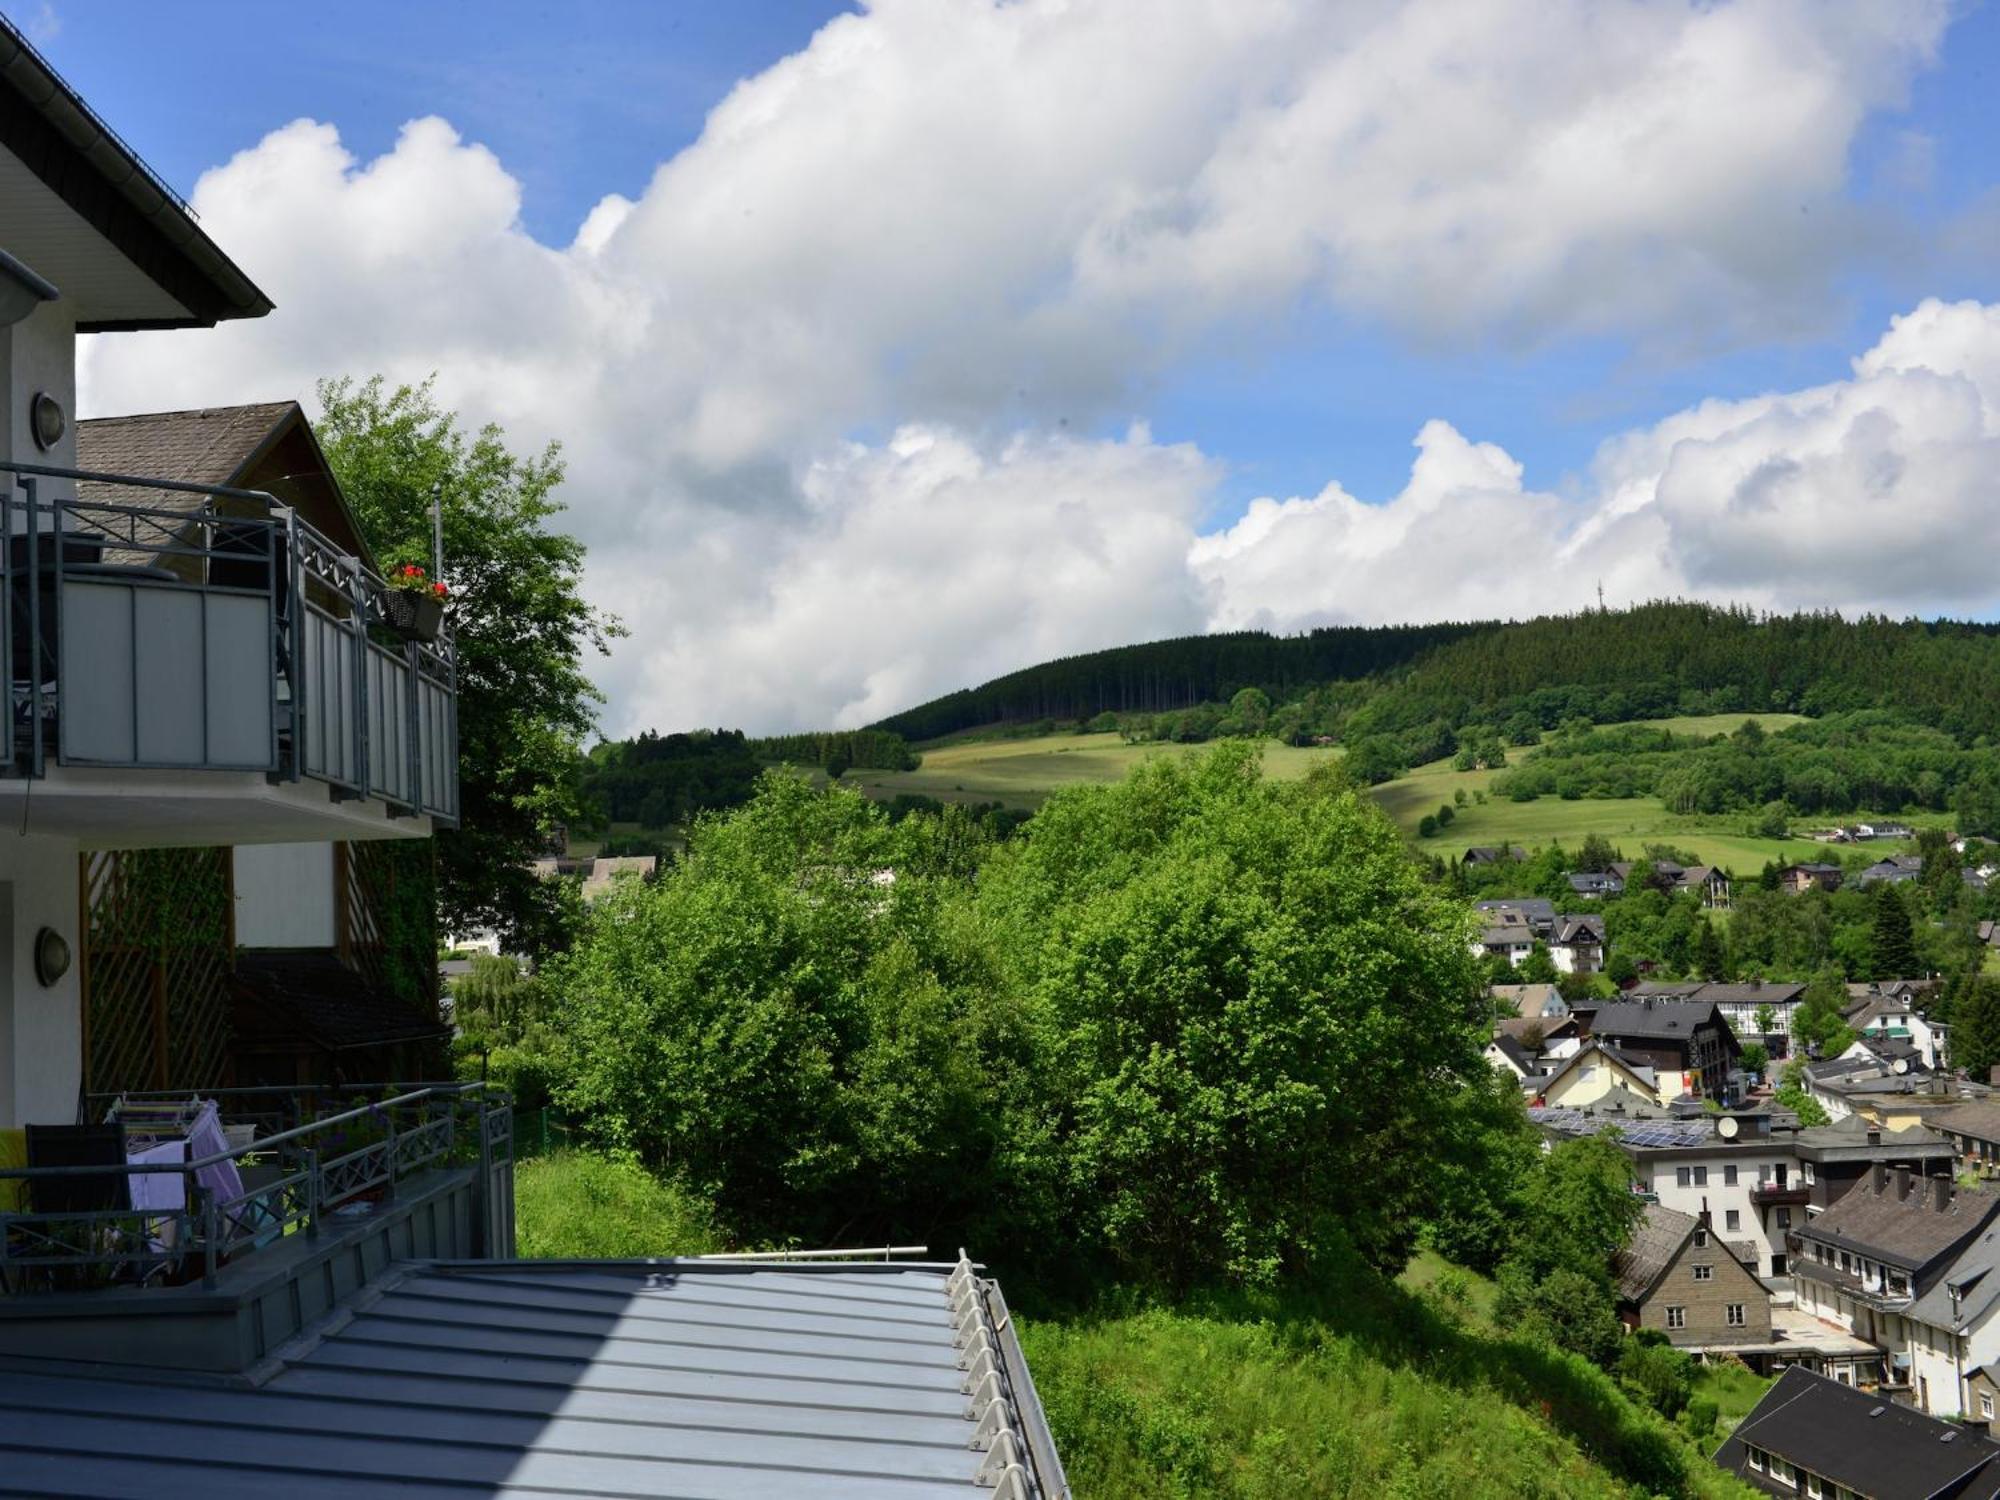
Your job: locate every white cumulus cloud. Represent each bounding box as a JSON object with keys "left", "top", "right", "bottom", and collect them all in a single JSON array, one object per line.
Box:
[{"left": 75, "top": 0, "right": 1963, "bottom": 733}]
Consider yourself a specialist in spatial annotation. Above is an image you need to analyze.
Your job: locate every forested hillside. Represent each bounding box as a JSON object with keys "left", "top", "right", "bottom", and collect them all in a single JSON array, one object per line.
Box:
[
  {"left": 870, "top": 620, "right": 1493, "bottom": 740},
  {"left": 873, "top": 603, "right": 2000, "bottom": 747}
]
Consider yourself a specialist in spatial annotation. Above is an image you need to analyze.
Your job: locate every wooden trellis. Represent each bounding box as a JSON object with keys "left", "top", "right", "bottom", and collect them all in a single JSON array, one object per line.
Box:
[
  {"left": 81, "top": 848, "right": 235, "bottom": 1096},
  {"left": 337, "top": 840, "right": 439, "bottom": 1009}
]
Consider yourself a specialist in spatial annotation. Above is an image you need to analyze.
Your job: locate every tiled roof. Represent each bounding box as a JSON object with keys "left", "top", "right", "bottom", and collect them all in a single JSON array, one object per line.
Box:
[
  {"left": 1613, "top": 1201, "right": 1697, "bottom": 1303},
  {"left": 1716, "top": 1366, "right": 2000, "bottom": 1497},
  {"left": 0, "top": 1258, "right": 1068, "bottom": 1498}
]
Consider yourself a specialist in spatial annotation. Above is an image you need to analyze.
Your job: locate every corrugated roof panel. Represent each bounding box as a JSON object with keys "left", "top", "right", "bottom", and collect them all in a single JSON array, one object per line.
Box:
[{"left": 0, "top": 1259, "right": 1062, "bottom": 1498}]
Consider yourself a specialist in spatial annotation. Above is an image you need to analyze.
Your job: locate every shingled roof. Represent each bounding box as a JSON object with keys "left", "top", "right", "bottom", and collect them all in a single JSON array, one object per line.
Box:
[
  {"left": 1613, "top": 1202, "right": 1698, "bottom": 1303},
  {"left": 1580, "top": 998, "right": 1732, "bottom": 1044},
  {"left": 1716, "top": 1366, "right": 2000, "bottom": 1498},
  {"left": 1798, "top": 1173, "right": 2000, "bottom": 1274},
  {"left": 78, "top": 402, "right": 298, "bottom": 492}
]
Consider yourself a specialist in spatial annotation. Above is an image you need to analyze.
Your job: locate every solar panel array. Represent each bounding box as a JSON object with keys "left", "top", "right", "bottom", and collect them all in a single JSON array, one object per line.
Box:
[{"left": 1529, "top": 1107, "right": 1713, "bottom": 1148}]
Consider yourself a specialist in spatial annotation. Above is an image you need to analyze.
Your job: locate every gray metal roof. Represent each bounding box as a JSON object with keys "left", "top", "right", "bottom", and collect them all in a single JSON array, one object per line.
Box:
[{"left": 0, "top": 1257, "right": 1066, "bottom": 1498}]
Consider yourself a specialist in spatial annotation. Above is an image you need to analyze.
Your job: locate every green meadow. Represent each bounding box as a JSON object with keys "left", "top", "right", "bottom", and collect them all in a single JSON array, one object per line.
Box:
[{"left": 836, "top": 712, "right": 1941, "bottom": 874}]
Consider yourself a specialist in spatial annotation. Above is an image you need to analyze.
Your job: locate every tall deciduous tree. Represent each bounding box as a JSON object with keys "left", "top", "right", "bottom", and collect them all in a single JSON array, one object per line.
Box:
[{"left": 316, "top": 376, "right": 621, "bottom": 954}]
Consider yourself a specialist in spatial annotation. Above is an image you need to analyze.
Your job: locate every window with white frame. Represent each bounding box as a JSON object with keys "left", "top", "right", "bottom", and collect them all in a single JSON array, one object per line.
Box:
[
  {"left": 1982, "top": 1390, "right": 1995, "bottom": 1420},
  {"left": 1725, "top": 1163, "right": 1738, "bottom": 1185},
  {"left": 1666, "top": 1306, "right": 1685, "bottom": 1329},
  {"left": 1726, "top": 1209, "right": 1742, "bottom": 1231},
  {"left": 1693, "top": 1264, "right": 1714, "bottom": 1281},
  {"left": 1693, "top": 1165, "right": 1708, "bottom": 1186},
  {"left": 1727, "top": 1304, "right": 1746, "bottom": 1326},
  {"left": 1747, "top": 1447, "right": 1765, "bottom": 1471},
  {"left": 1694, "top": 1229, "right": 1708, "bottom": 1247},
  {"left": 1676, "top": 1166, "right": 1692, "bottom": 1187}
]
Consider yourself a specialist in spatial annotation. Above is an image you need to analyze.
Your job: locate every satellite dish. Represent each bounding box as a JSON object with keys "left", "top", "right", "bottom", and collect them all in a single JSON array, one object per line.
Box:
[
  {"left": 1717, "top": 1116, "right": 1740, "bottom": 1139},
  {"left": 1893, "top": 1057, "right": 1911, "bottom": 1075}
]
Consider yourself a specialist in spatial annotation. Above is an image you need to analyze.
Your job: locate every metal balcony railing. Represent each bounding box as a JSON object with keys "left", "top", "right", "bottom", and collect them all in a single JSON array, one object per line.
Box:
[
  {"left": 0, "top": 1082, "right": 509, "bottom": 1293},
  {"left": 0, "top": 461, "right": 458, "bottom": 824}
]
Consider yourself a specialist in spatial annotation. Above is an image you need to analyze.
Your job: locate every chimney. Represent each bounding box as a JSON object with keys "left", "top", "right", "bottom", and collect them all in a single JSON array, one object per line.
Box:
[
  {"left": 1896, "top": 1165, "right": 1913, "bottom": 1201},
  {"left": 1935, "top": 1175, "right": 1952, "bottom": 1213},
  {"left": 1874, "top": 1161, "right": 1888, "bottom": 1193}
]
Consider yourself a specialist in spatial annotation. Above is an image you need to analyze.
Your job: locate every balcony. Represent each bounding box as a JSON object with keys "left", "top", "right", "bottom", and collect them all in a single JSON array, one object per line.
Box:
[
  {"left": 1752, "top": 1181, "right": 1811, "bottom": 1207},
  {"left": 0, "top": 460, "right": 457, "bottom": 833},
  {"left": 0, "top": 1082, "right": 510, "bottom": 1371}
]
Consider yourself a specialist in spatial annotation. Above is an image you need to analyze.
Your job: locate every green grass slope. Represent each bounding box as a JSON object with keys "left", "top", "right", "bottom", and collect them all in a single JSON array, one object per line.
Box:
[{"left": 1023, "top": 1262, "right": 1759, "bottom": 1500}]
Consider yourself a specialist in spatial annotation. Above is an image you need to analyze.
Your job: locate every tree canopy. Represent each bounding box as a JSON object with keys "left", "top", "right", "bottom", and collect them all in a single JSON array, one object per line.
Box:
[
  {"left": 317, "top": 375, "right": 620, "bottom": 953},
  {"left": 543, "top": 744, "right": 1494, "bottom": 1292}
]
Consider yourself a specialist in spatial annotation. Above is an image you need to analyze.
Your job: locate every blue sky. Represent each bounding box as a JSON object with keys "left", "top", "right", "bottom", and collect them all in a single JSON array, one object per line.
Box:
[
  {"left": 44, "top": 0, "right": 1997, "bottom": 510},
  {"left": 48, "top": 1, "right": 2000, "bottom": 732}
]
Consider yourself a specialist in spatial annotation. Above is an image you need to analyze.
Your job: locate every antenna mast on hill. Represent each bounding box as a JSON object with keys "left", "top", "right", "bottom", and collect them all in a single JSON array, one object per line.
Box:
[{"left": 1597, "top": 581, "right": 1606, "bottom": 613}]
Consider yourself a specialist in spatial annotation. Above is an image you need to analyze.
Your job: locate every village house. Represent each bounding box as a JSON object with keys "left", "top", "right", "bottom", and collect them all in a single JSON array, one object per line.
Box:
[
  {"left": 1474, "top": 921, "right": 1537, "bottom": 966},
  {"left": 1550, "top": 913, "right": 1606, "bottom": 974},
  {"left": 0, "top": 26, "right": 1070, "bottom": 1495},
  {"left": 1566, "top": 869, "right": 1625, "bottom": 898},
  {"left": 1490, "top": 982, "right": 1570, "bottom": 1020},
  {"left": 1792, "top": 1171, "right": 2000, "bottom": 1399},
  {"left": 1716, "top": 1366, "right": 2000, "bottom": 1499},
  {"left": 1634, "top": 980, "right": 1809, "bottom": 1057},
  {"left": 1533, "top": 1038, "right": 1661, "bottom": 1109},
  {"left": 1474, "top": 897, "right": 1556, "bottom": 938},
  {"left": 1857, "top": 854, "right": 1926, "bottom": 889},
  {"left": 1615, "top": 1202, "right": 1772, "bottom": 1349},
  {"left": 1572, "top": 996, "right": 1741, "bottom": 1102},
  {"left": 1780, "top": 862, "right": 1846, "bottom": 894},
  {"left": 1462, "top": 844, "right": 1530, "bottom": 866}
]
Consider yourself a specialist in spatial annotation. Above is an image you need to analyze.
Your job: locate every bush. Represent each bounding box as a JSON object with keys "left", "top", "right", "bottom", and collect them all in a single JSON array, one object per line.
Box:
[{"left": 514, "top": 1151, "right": 720, "bottom": 1258}]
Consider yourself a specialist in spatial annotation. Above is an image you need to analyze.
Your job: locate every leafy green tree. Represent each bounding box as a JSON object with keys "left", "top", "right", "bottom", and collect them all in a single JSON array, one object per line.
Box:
[
  {"left": 1793, "top": 969, "right": 1856, "bottom": 1058},
  {"left": 1494, "top": 1133, "right": 1641, "bottom": 1367},
  {"left": 1418, "top": 814, "right": 1439, "bottom": 838},
  {"left": 1576, "top": 833, "right": 1622, "bottom": 873},
  {"left": 1740, "top": 1042, "right": 1769, "bottom": 1075},
  {"left": 318, "top": 376, "right": 620, "bottom": 955},
  {"left": 1755, "top": 1002, "right": 1777, "bottom": 1038},
  {"left": 982, "top": 746, "right": 1487, "bottom": 1287},
  {"left": 1228, "top": 686, "right": 1271, "bottom": 734},
  {"left": 1871, "top": 884, "right": 1920, "bottom": 979},
  {"left": 1775, "top": 1059, "right": 1830, "bottom": 1127},
  {"left": 1517, "top": 944, "right": 1560, "bottom": 984}
]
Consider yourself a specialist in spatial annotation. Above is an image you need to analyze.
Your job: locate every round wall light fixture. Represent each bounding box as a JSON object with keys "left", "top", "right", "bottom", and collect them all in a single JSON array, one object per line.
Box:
[
  {"left": 30, "top": 391, "right": 65, "bottom": 451},
  {"left": 33, "top": 927, "right": 70, "bottom": 988}
]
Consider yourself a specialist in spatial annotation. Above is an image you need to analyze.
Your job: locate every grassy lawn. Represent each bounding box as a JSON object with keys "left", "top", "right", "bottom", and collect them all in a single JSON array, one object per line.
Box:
[{"left": 1694, "top": 1361, "right": 1772, "bottom": 1434}]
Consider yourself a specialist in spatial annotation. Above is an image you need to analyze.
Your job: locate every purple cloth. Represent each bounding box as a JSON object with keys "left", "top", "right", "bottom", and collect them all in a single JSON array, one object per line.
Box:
[{"left": 186, "top": 1101, "right": 244, "bottom": 1213}]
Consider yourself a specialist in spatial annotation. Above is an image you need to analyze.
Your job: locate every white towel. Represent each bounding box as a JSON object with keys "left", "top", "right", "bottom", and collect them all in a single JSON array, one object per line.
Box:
[{"left": 125, "top": 1138, "right": 186, "bottom": 1214}]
